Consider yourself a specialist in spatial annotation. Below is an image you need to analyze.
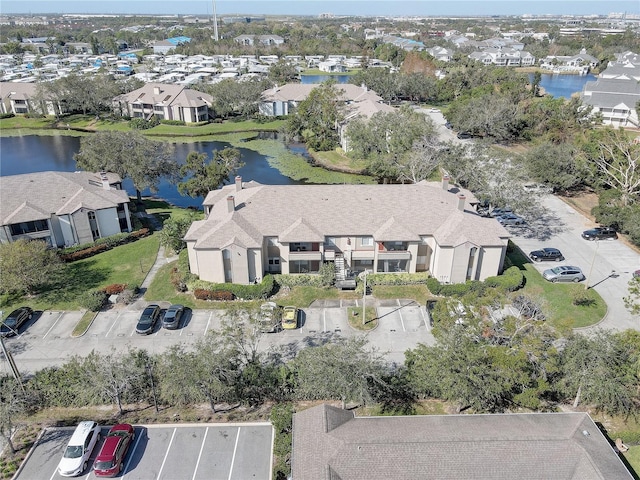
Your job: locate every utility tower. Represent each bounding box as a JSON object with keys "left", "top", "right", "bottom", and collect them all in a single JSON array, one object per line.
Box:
[{"left": 212, "top": 0, "right": 219, "bottom": 41}]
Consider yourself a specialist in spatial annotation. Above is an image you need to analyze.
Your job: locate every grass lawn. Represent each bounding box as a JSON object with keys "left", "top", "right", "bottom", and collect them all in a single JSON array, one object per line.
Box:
[
  {"left": 372, "top": 285, "right": 432, "bottom": 304},
  {"left": 142, "top": 198, "right": 204, "bottom": 223},
  {"left": 347, "top": 306, "right": 378, "bottom": 330},
  {"left": 312, "top": 149, "right": 368, "bottom": 173},
  {"left": 0, "top": 234, "right": 160, "bottom": 312},
  {"left": 507, "top": 247, "right": 606, "bottom": 332},
  {"left": 625, "top": 446, "right": 640, "bottom": 479}
]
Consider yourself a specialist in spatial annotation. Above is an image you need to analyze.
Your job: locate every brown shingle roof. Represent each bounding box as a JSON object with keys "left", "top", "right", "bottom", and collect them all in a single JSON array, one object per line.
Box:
[
  {"left": 292, "top": 404, "right": 633, "bottom": 480},
  {"left": 186, "top": 181, "right": 508, "bottom": 250}
]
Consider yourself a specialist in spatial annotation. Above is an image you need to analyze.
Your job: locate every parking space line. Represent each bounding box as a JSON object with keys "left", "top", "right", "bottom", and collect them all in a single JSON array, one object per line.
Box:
[
  {"left": 157, "top": 427, "right": 177, "bottom": 480},
  {"left": 42, "top": 312, "right": 63, "bottom": 339},
  {"left": 396, "top": 300, "right": 406, "bottom": 332},
  {"left": 323, "top": 309, "right": 326, "bottom": 333},
  {"left": 122, "top": 428, "right": 144, "bottom": 479},
  {"left": 191, "top": 426, "right": 209, "bottom": 480},
  {"left": 420, "top": 307, "right": 429, "bottom": 330},
  {"left": 48, "top": 463, "right": 58, "bottom": 480},
  {"left": 204, "top": 311, "right": 212, "bottom": 336},
  {"left": 227, "top": 428, "right": 240, "bottom": 480},
  {"left": 105, "top": 312, "right": 121, "bottom": 338}
]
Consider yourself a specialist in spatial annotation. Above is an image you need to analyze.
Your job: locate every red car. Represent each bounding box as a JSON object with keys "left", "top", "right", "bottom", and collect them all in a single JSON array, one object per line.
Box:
[{"left": 93, "top": 424, "right": 135, "bottom": 477}]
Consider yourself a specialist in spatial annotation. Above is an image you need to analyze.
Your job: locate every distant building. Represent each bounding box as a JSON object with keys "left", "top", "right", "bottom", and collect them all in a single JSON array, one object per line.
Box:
[
  {"left": 152, "top": 36, "right": 191, "bottom": 55},
  {"left": 233, "top": 35, "right": 284, "bottom": 47}
]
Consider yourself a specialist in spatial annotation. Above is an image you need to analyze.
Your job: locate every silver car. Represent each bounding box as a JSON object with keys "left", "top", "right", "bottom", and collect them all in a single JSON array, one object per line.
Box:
[{"left": 542, "top": 266, "right": 584, "bottom": 283}]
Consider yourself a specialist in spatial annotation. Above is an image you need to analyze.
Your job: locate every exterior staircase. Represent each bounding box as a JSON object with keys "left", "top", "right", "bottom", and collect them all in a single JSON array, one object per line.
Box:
[{"left": 335, "top": 253, "right": 346, "bottom": 281}]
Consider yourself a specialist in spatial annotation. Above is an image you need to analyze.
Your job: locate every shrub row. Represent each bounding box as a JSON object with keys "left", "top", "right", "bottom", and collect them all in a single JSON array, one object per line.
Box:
[
  {"left": 363, "top": 272, "right": 430, "bottom": 286},
  {"left": 59, "top": 228, "right": 151, "bottom": 262},
  {"left": 427, "top": 266, "right": 524, "bottom": 297},
  {"left": 190, "top": 275, "right": 275, "bottom": 300},
  {"left": 160, "top": 119, "right": 186, "bottom": 126},
  {"left": 194, "top": 289, "right": 235, "bottom": 301},
  {"left": 274, "top": 274, "right": 328, "bottom": 288},
  {"left": 102, "top": 283, "right": 127, "bottom": 295}
]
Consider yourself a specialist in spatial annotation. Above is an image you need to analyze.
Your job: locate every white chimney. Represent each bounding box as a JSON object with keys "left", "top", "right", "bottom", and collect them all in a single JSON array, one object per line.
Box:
[
  {"left": 100, "top": 171, "right": 110, "bottom": 190},
  {"left": 457, "top": 194, "right": 466, "bottom": 212},
  {"left": 153, "top": 86, "right": 161, "bottom": 95},
  {"left": 442, "top": 175, "right": 450, "bottom": 191},
  {"left": 235, "top": 175, "right": 242, "bottom": 191},
  {"left": 227, "top": 195, "right": 235, "bottom": 213}
]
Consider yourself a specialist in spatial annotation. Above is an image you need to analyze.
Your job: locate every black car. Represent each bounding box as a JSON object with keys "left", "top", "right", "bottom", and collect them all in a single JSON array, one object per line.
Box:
[
  {"left": 136, "top": 304, "right": 161, "bottom": 335},
  {"left": 457, "top": 132, "right": 472, "bottom": 139},
  {"left": 162, "top": 304, "right": 184, "bottom": 330},
  {"left": 529, "top": 248, "right": 565, "bottom": 262},
  {"left": 1, "top": 307, "right": 33, "bottom": 337},
  {"left": 581, "top": 227, "right": 618, "bottom": 241}
]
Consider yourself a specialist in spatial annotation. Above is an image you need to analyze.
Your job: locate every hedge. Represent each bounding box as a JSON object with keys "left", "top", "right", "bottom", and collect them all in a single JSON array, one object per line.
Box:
[
  {"left": 362, "top": 272, "right": 430, "bottom": 286},
  {"left": 189, "top": 274, "right": 275, "bottom": 300},
  {"left": 59, "top": 228, "right": 151, "bottom": 262},
  {"left": 194, "top": 289, "right": 235, "bottom": 301},
  {"left": 274, "top": 274, "right": 327, "bottom": 288},
  {"left": 426, "top": 266, "right": 524, "bottom": 297}
]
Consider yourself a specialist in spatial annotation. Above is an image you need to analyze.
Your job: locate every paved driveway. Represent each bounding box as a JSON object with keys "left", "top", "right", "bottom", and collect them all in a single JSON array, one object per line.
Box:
[{"left": 510, "top": 194, "right": 640, "bottom": 331}]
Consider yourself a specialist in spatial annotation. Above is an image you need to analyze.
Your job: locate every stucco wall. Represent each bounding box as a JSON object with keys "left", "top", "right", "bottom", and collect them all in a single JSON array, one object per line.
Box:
[{"left": 96, "top": 207, "right": 121, "bottom": 238}]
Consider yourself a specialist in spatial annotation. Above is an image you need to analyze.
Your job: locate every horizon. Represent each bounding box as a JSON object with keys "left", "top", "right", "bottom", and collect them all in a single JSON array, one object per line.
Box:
[{"left": 2, "top": 1, "right": 639, "bottom": 17}]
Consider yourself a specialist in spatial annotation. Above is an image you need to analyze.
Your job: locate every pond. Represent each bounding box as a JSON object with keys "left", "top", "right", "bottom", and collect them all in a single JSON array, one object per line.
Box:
[
  {"left": 0, "top": 135, "right": 303, "bottom": 208},
  {"left": 531, "top": 73, "right": 597, "bottom": 99}
]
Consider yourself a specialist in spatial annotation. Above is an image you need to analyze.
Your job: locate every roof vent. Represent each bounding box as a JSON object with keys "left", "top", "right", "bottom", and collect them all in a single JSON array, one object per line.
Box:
[{"left": 442, "top": 175, "right": 450, "bottom": 191}]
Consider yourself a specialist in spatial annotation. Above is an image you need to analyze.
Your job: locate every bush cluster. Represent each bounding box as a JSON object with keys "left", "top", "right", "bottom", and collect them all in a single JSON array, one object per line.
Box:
[
  {"left": 78, "top": 290, "right": 108, "bottom": 311},
  {"left": 427, "top": 266, "right": 524, "bottom": 297},
  {"left": 194, "top": 289, "right": 235, "bottom": 301},
  {"left": 274, "top": 274, "right": 327, "bottom": 287},
  {"left": 364, "top": 272, "right": 430, "bottom": 286},
  {"left": 160, "top": 119, "right": 186, "bottom": 126},
  {"left": 190, "top": 275, "right": 275, "bottom": 300},
  {"left": 129, "top": 117, "right": 159, "bottom": 130},
  {"left": 0, "top": 112, "right": 15, "bottom": 119},
  {"left": 59, "top": 228, "right": 151, "bottom": 262},
  {"left": 102, "top": 283, "right": 127, "bottom": 295}
]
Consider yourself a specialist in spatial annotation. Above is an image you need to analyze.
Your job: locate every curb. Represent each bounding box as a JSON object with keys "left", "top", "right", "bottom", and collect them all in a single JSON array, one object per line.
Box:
[
  {"left": 70, "top": 310, "right": 99, "bottom": 338},
  {"left": 10, "top": 426, "right": 49, "bottom": 480}
]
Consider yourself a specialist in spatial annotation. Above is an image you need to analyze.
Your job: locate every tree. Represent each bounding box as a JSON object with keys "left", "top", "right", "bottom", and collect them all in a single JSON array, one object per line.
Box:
[
  {"left": 582, "top": 128, "right": 640, "bottom": 206},
  {"left": 177, "top": 149, "right": 242, "bottom": 199},
  {"left": 292, "top": 336, "right": 387, "bottom": 409},
  {"left": 558, "top": 332, "right": 637, "bottom": 415},
  {"left": 158, "top": 213, "right": 197, "bottom": 253},
  {"left": 74, "top": 131, "right": 179, "bottom": 201},
  {"left": 0, "top": 239, "right": 64, "bottom": 295},
  {"left": 0, "top": 376, "right": 27, "bottom": 454},
  {"left": 267, "top": 59, "right": 299, "bottom": 85},
  {"left": 521, "top": 141, "right": 588, "bottom": 192},
  {"left": 624, "top": 276, "right": 640, "bottom": 316},
  {"left": 286, "top": 82, "right": 345, "bottom": 151}
]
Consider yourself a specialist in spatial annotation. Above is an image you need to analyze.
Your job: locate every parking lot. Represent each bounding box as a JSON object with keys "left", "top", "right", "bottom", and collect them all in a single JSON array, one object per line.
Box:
[
  {"left": 16, "top": 423, "right": 273, "bottom": 480},
  {"left": 3, "top": 301, "right": 435, "bottom": 372}
]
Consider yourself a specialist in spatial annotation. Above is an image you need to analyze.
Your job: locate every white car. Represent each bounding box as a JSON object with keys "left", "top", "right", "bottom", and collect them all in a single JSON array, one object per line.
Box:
[{"left": 58, "top": 421, "right": 101, "bottom": 477}]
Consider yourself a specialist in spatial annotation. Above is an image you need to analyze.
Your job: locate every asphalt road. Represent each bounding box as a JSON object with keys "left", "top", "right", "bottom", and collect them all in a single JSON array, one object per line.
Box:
[
  {"left": 509, "top": 194, "right": 640, "bottom": 331},
  {"left": 2, "top": 301, "right": 435, "bottom": 375}
]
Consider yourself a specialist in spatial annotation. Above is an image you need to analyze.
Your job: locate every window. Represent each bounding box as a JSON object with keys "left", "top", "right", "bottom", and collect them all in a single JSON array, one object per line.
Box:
[
  {"left": 360, "top": 237, "right": 373, "bottom": 247},
  {"left": 10, "top": 219, "right": 49, "bottom": 236},
  {"left": 87, "top": 211, "right": 99, "bottom": 240}
]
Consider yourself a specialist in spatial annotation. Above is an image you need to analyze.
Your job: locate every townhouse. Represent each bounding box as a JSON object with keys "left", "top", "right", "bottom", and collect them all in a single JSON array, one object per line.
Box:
[
  {"left": 184, "top": 177, "right": 510, "bottom": 285},
  {"left": 0, "top": 172, "right": 132, "bottom": 247}
]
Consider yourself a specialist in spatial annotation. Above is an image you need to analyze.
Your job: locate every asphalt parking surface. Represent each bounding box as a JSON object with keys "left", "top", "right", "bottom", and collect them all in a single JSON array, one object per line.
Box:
[
  {"left": 16, "top": 423, "right": 273, "bottom": 480},
  {"left": 2, "top": 302, "right": 435, "bottom": 373}
]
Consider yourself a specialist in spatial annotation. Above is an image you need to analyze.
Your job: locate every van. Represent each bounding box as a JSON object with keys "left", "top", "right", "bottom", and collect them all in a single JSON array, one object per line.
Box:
[{"left": 58, "top": 421, "right": 102, "bottom": 477}]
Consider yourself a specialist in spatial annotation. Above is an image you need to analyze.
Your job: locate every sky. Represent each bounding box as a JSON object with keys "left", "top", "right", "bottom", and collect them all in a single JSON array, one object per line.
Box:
[{"left": 1, "top": 0, "right": 639, "bottom": 17}]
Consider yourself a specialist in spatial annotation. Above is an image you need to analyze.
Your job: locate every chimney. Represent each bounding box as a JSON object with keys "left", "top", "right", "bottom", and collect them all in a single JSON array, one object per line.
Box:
[
  {"left": 235, "top": 175, "right": 242, "bottom": 191},
  {"left": 442, "top": 175, "right": 450, "bottom": 191},
  {"left": 153, "top": 86, "right": 161, "bottom": 95},
  {"left": 227, "top": 195, "right": 235, "bottom": 213},
  {"left": 100, "top": 171, "right": 110, "bottom": 190},
  {"left": 457, "top": 194, "right": 466, "bottom": 212}
]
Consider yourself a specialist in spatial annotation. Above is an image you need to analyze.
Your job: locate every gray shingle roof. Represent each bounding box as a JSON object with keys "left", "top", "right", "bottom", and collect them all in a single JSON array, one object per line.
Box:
[
  {"left": 1, "top": 171, "right": 129, "bottom": 224},
  {"left": 114, "top": 82, "right": 212, "bottom": 108},
  {"left": 186, "top": 181, "right": 508, "bottom": 249},
  {"left": 292, "top": 404, "right": 633, "bottom": 480}
]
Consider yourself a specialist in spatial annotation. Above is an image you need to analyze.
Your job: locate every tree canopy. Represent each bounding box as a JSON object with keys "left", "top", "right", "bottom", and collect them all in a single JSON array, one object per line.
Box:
[
  {"left": 0, "top": 239, "right": 64, "bottom": 294},
  {"left": 74, "top": 131, "right": 179, "bottom": 200},
  {"left": 177, "top": 148, "right": 243, "bottom": 199}
]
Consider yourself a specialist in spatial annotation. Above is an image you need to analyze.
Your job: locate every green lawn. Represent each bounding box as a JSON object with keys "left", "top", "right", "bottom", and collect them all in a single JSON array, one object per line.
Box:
[
  {"left": 507, "top": 247, "right": 606, "bottom": 332},
  {"left": 0, "top": 234, "right": 160, "bottom": 312},
  {"left": 372, "top": 285, "right": 432, "bottom": 304},
  {"left": 625, "top": 446, "right": 640, "bottom": 479},
  {"left": 312, "top": 149, "right": 368, "bottom": 173}
]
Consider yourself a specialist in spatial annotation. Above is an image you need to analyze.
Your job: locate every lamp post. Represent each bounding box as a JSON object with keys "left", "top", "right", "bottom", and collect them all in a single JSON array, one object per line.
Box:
[
  {"left": 0, "top": 311, "right": 25, "bottom": 393},
  {"left": 585, "top": 239, "right": 599, "bottom": 290},
  {"left": 362, "top": 270, "right": 371, "bottom": 325}
]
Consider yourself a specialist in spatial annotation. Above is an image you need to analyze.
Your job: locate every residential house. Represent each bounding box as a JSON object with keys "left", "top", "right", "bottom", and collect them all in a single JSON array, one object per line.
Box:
[
  {"left": 0, "top": 172, "right": 132, "bottom": 247},
  {"left": 291, "top": 404, "right": 634, "bottom": 480},
  {"left": 469, "top": 48, "right": 535, "bottom": 67},
  {"left": 112, "top": 82, "right": 213, "bottom": 123},
  {"left": 0, "top": 81, "right": 64, "bottom": 115},
  {"left": 259, "top": 83, "right": 385, "bottom": 117},
  {"left": 580, "top": 77, "right": 640, "bottom": 127},
  {"left": 233, "top": 34, "right": 284, "bottom": 46},
  {"left": 183, "top": 177, "right": 509, "bottom": 285},
  {"left": 426, "top": 46, "right": 454, "bottom": 62},
  {"left": 539, "top": 49, "right": 599, "bottom": 75},
  {"left": 318, "top": 60, "right": 346, "bottom": 73},
  {"left": 152, "top": 36, "right": 191, "bottom": 55}
]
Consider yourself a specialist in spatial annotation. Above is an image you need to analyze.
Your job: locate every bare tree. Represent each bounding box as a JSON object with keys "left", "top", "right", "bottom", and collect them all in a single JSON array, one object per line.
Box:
[{"left": 0, "top": 377, "right": 26, "bottom": 454}]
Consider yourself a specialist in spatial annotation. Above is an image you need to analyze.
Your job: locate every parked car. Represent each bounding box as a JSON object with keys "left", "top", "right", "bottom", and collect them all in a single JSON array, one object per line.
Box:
[
  {"left": 93, "top": 424, "right": 135, "bottom": 477},
  {"left": 429, "top": 108, "right": 440, "bottom": 113},
  {"left": 529, "top": 248, "right": 564, "bottom": 262},
  {"left": 444, "top": 121, "right": 452, "bottom": 129},
  {"left": 523, "top": 183, "right": 553, "bottom": 194},
  {"left": 0, "top": 307, "right": 33, "bottom": 337},
  {"left": 497, "top": 213, "right": 526, "bottom": 226},
  {"left": 542, "top": 266, "right": 584, "bottom": 283},
  {"left": 457, "top": 132, "right": 472, "bottom": 139},
  {"left": 282, "top": 306, "right": 298, "bottom": 330},
  {"left": 58, "top": 421, "right": 101, "bottom": 477},
  {"left": 135, "top": 304, "right": 161, "bottom": 334},
  {"left": 162, "top": 304, "right": 184, "bottom": 330},
  {"left": 259, "top": 302, "right": 281, "bottom": 333},
  {"left": 581, "top": 227, "right": 618, "bottom": 241}
]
